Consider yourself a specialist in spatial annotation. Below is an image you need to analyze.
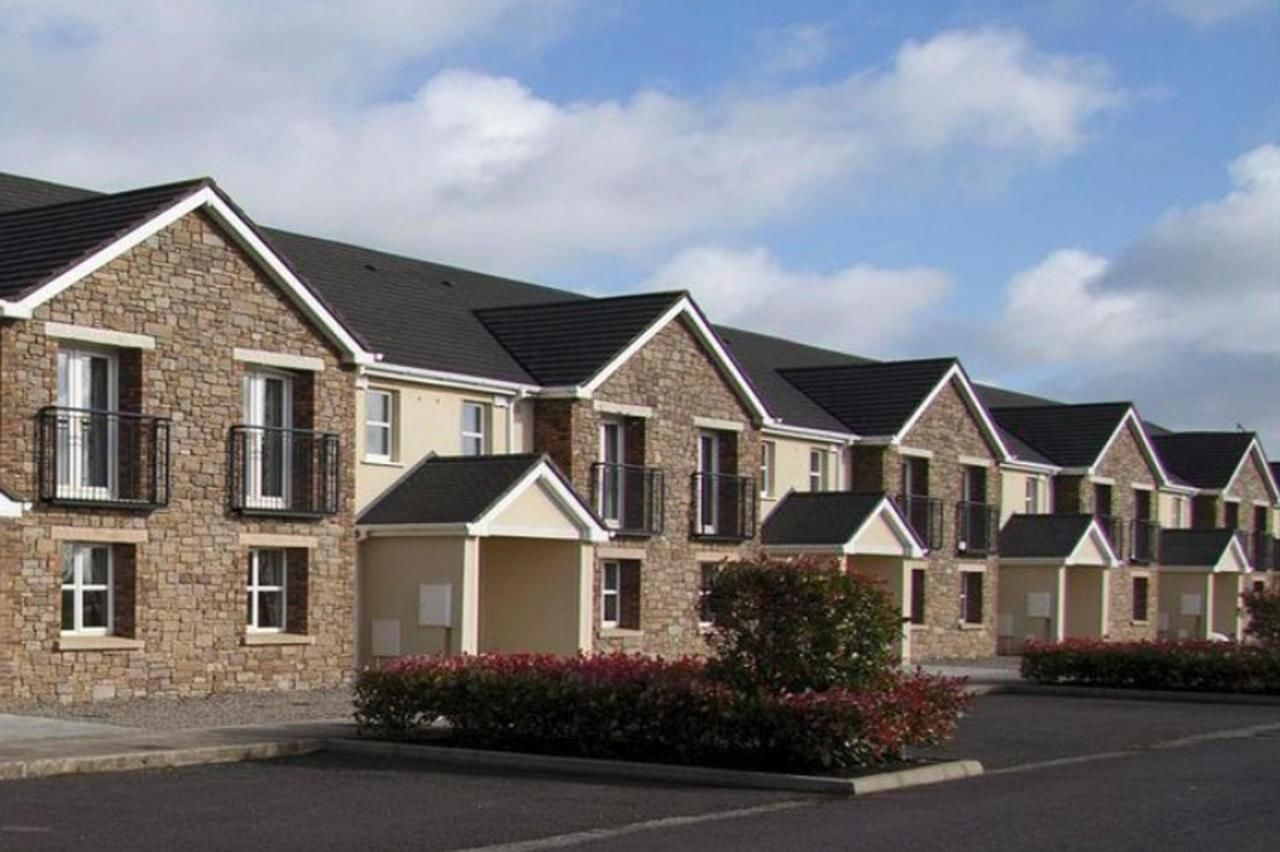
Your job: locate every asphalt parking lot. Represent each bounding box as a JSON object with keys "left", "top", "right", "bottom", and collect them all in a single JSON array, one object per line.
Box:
[{"left": 1, "top": 694, "right": 1277, "bottom": 851}]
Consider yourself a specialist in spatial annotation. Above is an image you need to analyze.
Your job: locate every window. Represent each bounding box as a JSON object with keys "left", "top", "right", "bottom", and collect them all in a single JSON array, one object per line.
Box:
[
  {"left": 1172, "top": 496, "right": 1186, "bottom": 528},
  {"left": 601, "top": 561, "right": 621, "bottom": 627},
  {"left": 698, "top": 564, "right": 718, "bottom": 627},
  {"left": 1093, "top": 483, "right": 1113, "bottom": 516},
  {"left": 248, "top": 549, "right": 287, "bottom": 632},
  {"left": 1224, "top": 501, "right": 1240, "bottom": 529},
  {"left": 962, "top": 466, "right": 987, "bottom": 504},
  {"left": 910, "top": 568, "right": 926, "bottom": 626},
  {"left": 600, "top": 560, "right": 640, "bottom": 629},
  {"left": 598, "top": 420, "right": 625, "bottom": 524},
  {"left": 461, "top": 401, "right": 489, "bottom": 456},
  {"left": 1024, "top": 478, "right": 1040, "bottom": 514},
  {"left": 901, "top": 456, "right": 929, "bottom": 497},
  {"left": 760, "top": 441, "right": 776, "bottom": 498},
  {"left": 364, "top": 389, "right": 395, "bottom": 462},
  {"left": 809, "top": 449, "right": 830, "bottom": 492},
  {"left": 696, "top": 431, "right": 721, "bottom": 534},
  {"left": 1132, "top": 576, "right": 1149, "bottom": 623},
  {"left": 959, "top": 571, "right": 984, "bottom": 625},
  {"left": 62, "top": 543, "right": 112, "bottom": 635},
  {"left": 243, "top": 370, "right": 293, "bottom": 508},
  {"left": 56, "top": 347, "right": 119, "bottom": 498}
]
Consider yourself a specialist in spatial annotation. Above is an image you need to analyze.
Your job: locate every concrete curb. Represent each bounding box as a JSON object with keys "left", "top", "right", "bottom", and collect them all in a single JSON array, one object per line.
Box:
[
  {"left": 324, "top": 738, "right": 984, "bottom": 796},
  {"left": 985, "top": 682, "right": 1280, "bottom": 706},
  {"left": 0, "top": 738, "right": 324, "bottom": 781}
]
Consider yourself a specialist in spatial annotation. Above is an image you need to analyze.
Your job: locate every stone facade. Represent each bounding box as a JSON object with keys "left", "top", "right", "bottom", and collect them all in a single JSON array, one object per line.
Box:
[
  {"left": 0, "top": 211, "right": 357, "bottom": 703},
  {"left": 849, "top": 378, "right": 1002, "bottom": 660},
  {"left": 534, "top": 317, "right": 762, "bottom": 657}
]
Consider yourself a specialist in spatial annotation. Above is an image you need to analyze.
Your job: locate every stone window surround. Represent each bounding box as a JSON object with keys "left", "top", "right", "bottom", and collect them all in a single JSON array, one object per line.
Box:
[
  {"left": 232, "top": 347, "right": 325, "bottom": 373},
  {"left": 239, "top": 534, "right": 317, "bottom": 646},
  {"left": 45, "top": 321, "right": 156, "bottom": 351},
  {"left": 53, "top": 532, "right": 147, "bottom": 653},
  {"left": 958, "top": 567, "right": 986, "bottom": 629}
]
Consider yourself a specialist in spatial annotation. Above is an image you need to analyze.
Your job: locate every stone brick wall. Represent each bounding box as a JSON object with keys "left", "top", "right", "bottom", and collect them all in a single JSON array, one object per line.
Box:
[
  {"left": 1224, "top": 453, "right": 1275, "bottom": 533},
  {"left": 849, "top": 378, "right": 1003, "bottom": 660},
  {"left": 532, "top": 317, "right": 762, "bottom": 657},
  {"left": 0, "top": 211, "right": 357, "bottom": 703}
]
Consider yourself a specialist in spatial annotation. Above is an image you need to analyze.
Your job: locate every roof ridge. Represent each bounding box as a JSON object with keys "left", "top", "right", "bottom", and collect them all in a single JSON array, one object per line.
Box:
[
  {"left": 777, "top": 356, "right": 957, "bottom": 376},
  {"left": 991, "top": 401, "right": 1132, "bottom": 414},
  {"left": 476, "top": 289, "right": 684, "bottom": 316},
  {"left": 0, "top": 176, "right": 210, "bottom": 221}
]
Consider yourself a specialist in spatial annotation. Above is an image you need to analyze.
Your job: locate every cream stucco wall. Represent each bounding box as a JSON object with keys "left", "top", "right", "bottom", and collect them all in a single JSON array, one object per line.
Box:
[
  {"left": 358, "top": 536, "right": 470, "bottom": 663},
  {"left": 355, "top": 380, "right": 534, "bottom": 511},
  {"left": 1065, "top": 567, "right": 1106, "bottom": 638},
  {"left": 486, "top": 481, "right": 584, "bottom": 538},
  {"left": 999, "top": 470, "right": 1052, "bottom": 524},
  {"left": 1158, "top": 572, "right": 1211, "bottom": 640},
  {"left": 1158, "top": 491, "right": 1192, "bottom": 529},
  {"left": 1212, "top": 572, "right": 1243, "bottom": 639},
  {"left": 760, "top": 435, "right": 846, "bottom": 521},
  {"left": 847, "top": 555, "right": 912, "bottom": 659},
  {"left": 998, "top": 566, "right": 1061, "bottom": 647},
  {"left": 478, "top": 538, "right": 589, "bottom": 654}
]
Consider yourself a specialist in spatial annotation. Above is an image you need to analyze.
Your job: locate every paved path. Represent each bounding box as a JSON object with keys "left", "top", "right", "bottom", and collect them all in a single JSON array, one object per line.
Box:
[{"left": 0, "top": 714, "right": 126, "bottom": 743}]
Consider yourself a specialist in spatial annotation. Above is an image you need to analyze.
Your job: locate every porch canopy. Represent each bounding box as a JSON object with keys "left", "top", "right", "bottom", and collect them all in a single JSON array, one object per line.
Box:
[
  {"left": 1158, "top": 528, "right": 1250, "bottom": 641},
  {"left": 761, "top": 491, "right": 925, "bottom": 558},
  {"left": 999, "top": 514, "right": 1121, "bottom": 569},
  {"left": 357, "top": 454, "right": 609, "bottom": 661}
]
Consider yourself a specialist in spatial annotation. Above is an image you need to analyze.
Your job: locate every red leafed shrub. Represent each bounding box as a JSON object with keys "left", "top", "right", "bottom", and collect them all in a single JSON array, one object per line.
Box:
[
  {"left": 1243, "top": 586, "right": 1280, "bottom": 650},
  {"left": 1021, "top": 639, "right": 1280, "bottom": 694},
  {"left": 354, "top": 654, "right": 968, "bottom": 772}
]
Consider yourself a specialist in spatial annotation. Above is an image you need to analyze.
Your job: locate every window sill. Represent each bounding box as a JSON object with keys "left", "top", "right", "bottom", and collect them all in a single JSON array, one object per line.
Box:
[
  {"left": 600, "top": 628, "right": 644, "bottom": 639},
  {"left": 909, "top": 623, "right": 928, "bottom": 631},
  {"left": 362, "top": 457, "right": 403, "bottom": 468},
  {"left": 57, "top": 635, "right": 145, "bottom": 652},
  {"left": 957, "top": 622, "right": 986, "bottom": 631},
  {"left": 1131, "top": 620, "right": 1150, "bottom": 627},
  {"left": 243, "top": 632, "right": 316, "bottom": 647}
]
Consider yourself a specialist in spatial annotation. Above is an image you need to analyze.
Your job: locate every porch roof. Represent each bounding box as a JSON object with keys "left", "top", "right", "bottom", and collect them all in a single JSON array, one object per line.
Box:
[
  {"left": 1160, "top": 528, "right": 1247, "bottom": 571},
  {"left": 761, "top": 491, "right": 924, "bottom": 558},
  {"left": 999, "top": 514, "right": 1120, "bottom": 567}
]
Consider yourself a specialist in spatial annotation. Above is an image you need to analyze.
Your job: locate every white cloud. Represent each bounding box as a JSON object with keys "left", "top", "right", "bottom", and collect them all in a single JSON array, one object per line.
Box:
[
  {"left": 641, "top": 246, "right": 952, "bottom": 355},
  {"left": 1145, "top": 0, "right": 1277, "bottom": 26},
  {"left": 978, "top": 143, "right": 1280, "bottom": 447},
  {"left": 757, "top": 23, "right": 833, "bottom": 74},
  {"left": 0, "top": 15, "right": 1122, "bottom": 275}
]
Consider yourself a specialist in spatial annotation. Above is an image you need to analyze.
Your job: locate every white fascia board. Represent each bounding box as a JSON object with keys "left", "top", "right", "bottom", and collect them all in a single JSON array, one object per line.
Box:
[
  {"left": 845, "top": 496, "right": 926, "bottom": 559},
  {"left": 356, "top": 523, "right": 471, "bottom": 538},
  {"left": 1065, "top": 519, "right": 1122, "bottom": 568},
  {"left": 999, "top": 460, "right": 1061, "bottom": 474},
  {"left": 11, "top": 186, "right": 376, "bottom": 366},
  {"left": 0, "top": 300, "right": 34, "bottom": 318},
  {"left": 0, "top": 492, "right": 29, "bottom": 519},
  {"left": 361, "top": 362, "right": 534, "bottom": 396},
  {"left": 1223, "top": 438, "right": 1280, "bottom": 503},
  {"left": 1094, "top": 408, "right": 1173, "bottom": 488},
  {"left": 1221, "top": 535, "right": 1251, "bottom": 573},
  {"left": 762, "top": 423, "right": 857, "bottom": 444},
  {"left": 470, "top": 461, "right": 611, "bottom": 543},
  {"left": 893, "top": 363, "right": 1012, "bottom": 462},
  {"left": 762, "top": 544, "right": 845, "bottom": 556},
  {"left": 1160, "top": 483, "right": 1200, "bottom": 496},
  {"left": 580, "top": 296, "right": 771, "bottom": 423},
  {"left": 537, "top": 386, "right": 592, "bottom": 399}
]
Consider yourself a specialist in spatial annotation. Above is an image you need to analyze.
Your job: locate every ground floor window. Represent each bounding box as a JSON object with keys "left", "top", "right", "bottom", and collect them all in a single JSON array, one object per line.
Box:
[
  {"left": 248, "top": 549, "right": 287, "bottom": 632},
  {"left": 959, "top": 570, "right": 984, "bottom": 625},
  {"left": 910, "top": 567, "right": 926, "bottom": 625},
  {"left": 600, "top": 560, "right": 640, "bottom": 630},
  {"left": 698, "top": 563, "right": 719, "bottom": 627},
  {"left": 61, "top": 543, "right": 112, "bottom": 635},
  {"left": 1132, "top": 575, "right": 1150, "bottom": 623}
]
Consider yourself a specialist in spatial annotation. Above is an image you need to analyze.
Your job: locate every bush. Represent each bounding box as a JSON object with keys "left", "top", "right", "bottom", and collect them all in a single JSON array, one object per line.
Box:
[
  {"left": 1243, "top": 587, "right": 1280, "bottom": 650},
  {"left": 354, "top": 654, "right": 968, "bottom": 773},
  {"left": 705, "top": 558, "right": 901, "bottom": 693},
  {"left": 1021, "top": 639, "right": 1280, "bottom": 694}
]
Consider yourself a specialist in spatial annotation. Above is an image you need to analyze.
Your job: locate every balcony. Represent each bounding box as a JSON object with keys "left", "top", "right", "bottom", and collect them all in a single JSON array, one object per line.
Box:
[
  {"left": 590, "top": 462, "right": 665, "bottom": 537},
  {"left": 894, "top": 494, "right": 943, "bottom": 551},
  {"left": 1130, "top": 518, "right": 1160, "bottom": 565},
  {"left": 690, "top": 472, "right": 756, "bottom": 541},
  {"left": 1096, "top": 514, "right": 1126, "bottom": 561},
  {"left": 37, "top": 407, "right": 171, "bottom": 509},
  {"left": 955, "top": 501, "right": 999, "bottom": 556},
  {"left": 1251, "top": 532, "right": 1275, "bottom": 571},
  {"left": 229, "top": 426, "right": 340, "bottom": 517}
]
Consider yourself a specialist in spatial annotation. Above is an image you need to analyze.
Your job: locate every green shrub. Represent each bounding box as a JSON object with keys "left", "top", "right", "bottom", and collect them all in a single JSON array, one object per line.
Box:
[
  {"left": 705, "top": 557, "right": 901, "bottom": 693},
  {"left": 1021, "top": 639, "right": 1280, "bottom": 694},
  {"left": 1243, "top": 586, "right": 1280, "bottom": 650}
]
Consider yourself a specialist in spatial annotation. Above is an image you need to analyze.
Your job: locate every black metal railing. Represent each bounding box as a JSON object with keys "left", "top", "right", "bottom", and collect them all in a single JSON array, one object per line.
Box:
[
  {"left": 37, "top": 407, "right": 171, "bottom": 508},
  {"left": 1131, "top": 518, "right": 1160, "bottom": 564},
  {"left": 229, "top": 426, "right": 340, "bottom": 517},
  {"left": 1271, "top": 537, "right": 1280, "bottom": 572},
  {"left": 1096, "top": 514, "right": 1125, "bottom": 560},
  {"left": 1251, "top": 532, "right": 1274, "bottom": 571},
  {"left": 955, "top": 501, "right": 999, "bottom": 556},
  {"left": 1233, "top": 529, "right": 1250, "bottom": 564},
  {"left": 690, "top": 472, "right": 756, "bottom": 541},
  {"left": 591, "top": 462, "right": 665, "bottom": 536},
  {"left": 894, "top": 494, "right": 944, "bottom": 550}
]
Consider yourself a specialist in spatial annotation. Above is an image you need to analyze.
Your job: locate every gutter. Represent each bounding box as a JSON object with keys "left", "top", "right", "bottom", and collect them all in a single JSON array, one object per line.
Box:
[{"left": 0, "top": 300, "right": 33, "bottom": 319}]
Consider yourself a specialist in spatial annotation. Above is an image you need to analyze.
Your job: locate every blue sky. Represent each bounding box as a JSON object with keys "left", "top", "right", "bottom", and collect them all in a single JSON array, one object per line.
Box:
[{"left": 0, "top": 0, "right": 1276, "bottom": 444}]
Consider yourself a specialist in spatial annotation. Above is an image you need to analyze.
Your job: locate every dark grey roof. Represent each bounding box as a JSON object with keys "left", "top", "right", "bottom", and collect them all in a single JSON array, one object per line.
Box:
[
  {"left": 0, "top": 179, "right": 209, "bottom": 301},
  {"left": 358, "top": 453, "right": 570, "bottom": 526},
  {"left": 762, "top": 491, "right": 919, "bottom": 548},
  {"left": 1272, "top": 462, "right": 1280, "bottom": 490},
  {"left": 0, "top": 173, "right": 98, "bottom": 214},
  {"left": 990, "top": 403, "right": 1132, "bottom": 469},
  {"left": 997, "top": 426, "right": 1054, "bottom": 467},
  {"left": 1152, "top": 432, "right": 1256, "bottom": 490},
  {"left": 777, "top": 358, "right": 958, "bottom": 437},
  {"left": 475, "top": 292, "right": 686, "bottom": 386},
  {"left": 999, "top": 514, "right": 1098, "bottom": 560},
  {"left": 715, "top": 326, "right": 868, "bottom": 432},
  {"left": 976, "top": 384, "right": 1060, "bottom": 409},
  {"left": 1160, "top": 528, "right": 1239, "bottom": 567}
]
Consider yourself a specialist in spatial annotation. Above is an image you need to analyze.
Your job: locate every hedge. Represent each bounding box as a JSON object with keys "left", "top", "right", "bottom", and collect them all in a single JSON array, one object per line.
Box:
[
  {"left": 354, "top": 653, "right": 969, "bottom": 773},
  {"left": 1021, "top": 639, "right": 1280, "bottom": 694}
]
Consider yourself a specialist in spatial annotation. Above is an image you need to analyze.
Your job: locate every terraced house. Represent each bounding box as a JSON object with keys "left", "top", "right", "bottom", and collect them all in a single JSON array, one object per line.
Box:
[{"left": 0, "top": 177, "right": 370, "bottom": 703}]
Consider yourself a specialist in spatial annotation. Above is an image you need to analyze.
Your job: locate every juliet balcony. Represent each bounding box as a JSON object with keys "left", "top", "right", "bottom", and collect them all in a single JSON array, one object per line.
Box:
[
  {"left": 690, "top": 472, "right": 756, "bottom": 541},
  {"left": 590, "top": 462, "right": 665, "bottom": 537},
  {"left": 37, "top": 407, "right": 171, "bottom": 509},
  {"left": 229, "top": 425, "right": 340, "bottom": 517}
]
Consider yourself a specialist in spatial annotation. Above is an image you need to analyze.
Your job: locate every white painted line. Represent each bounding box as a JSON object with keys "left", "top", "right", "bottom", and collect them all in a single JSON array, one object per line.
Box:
[{"left": 448, "top": 800, "right": 812, "bottom": 852}]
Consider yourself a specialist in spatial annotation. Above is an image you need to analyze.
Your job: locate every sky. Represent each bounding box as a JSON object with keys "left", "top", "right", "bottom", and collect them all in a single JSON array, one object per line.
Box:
[{"left": 0, "top": 0, "right": 1277, "bottom": 447}]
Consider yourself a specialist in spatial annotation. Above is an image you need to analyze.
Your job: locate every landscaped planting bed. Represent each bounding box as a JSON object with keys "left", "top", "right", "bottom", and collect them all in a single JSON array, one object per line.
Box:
[{"left": 1021, "top": 639, "right": 1280, "bottom": 694}]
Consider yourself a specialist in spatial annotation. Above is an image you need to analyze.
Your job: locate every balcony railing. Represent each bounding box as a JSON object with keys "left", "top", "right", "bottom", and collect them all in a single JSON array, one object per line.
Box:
[
  {"left": 1251, "top": 532, "right": 1275, "bottom": 571},
  {"left": 894, "top": 494, "right": 944, "bottom": 551},
  {"left": 1272, "top": 537, "right": 1280, "bottom": 572},
  {"left": 1131, "top": 518, "right": 1160, "bottom": 565},
  {"left": 690, "top": 472, "right": 756, "bottom": 541},
  {"left": 36, "top": 407, "right": 171, "bottom": 509},
  {"left": 1096, "top": 514, "right": 1126, "bottom": 561},
  {"left": 229, "top": 426, "right": 340, "bottom": 517},
  {"left": 955, "top": 501, "right": 999, "bottom": 556},
  {"left": 591, "top": 462, "right": 665, "bottom": 536}
]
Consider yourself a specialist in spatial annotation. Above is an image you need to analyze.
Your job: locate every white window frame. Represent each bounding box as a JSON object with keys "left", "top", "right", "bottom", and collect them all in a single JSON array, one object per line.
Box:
[
  {"left": 959, "top": 569, "right": 984, "bottom": 626},
  {"left": 247, "top": 548, "right": 288, "bottom": 633},
  {"left": 598, "top": 419, "right": 625, "bottom": 526},
  {"left": 242, "top": 370, "right": 293, "bottom": 510},
  {"left": 56, "top": 346, "right": 119, "bottom": 501},
  {"left": 461, "top": 401, "right": 489, "bottom": 456},
  {"left": 364, "top": 388, "right": 395, "bottom": 463},
  {"left": 760, "top": 441, "right": 776, "bottom": 498},
  {"left": 808, "top": 448, "right": 830, "bottom": 492},
  {"left": 698, "top": 563, "right": 718, "bottom": 628},
  {"left": 601, "top": 560, "right": 621, "bottom": 628},
  {"left": 696, "top": 431, "right": 721, "bottom": 535},
  {"left": 1024, "top": 478, "right": 1040, "bottom": 514},
  {"left": 61, "top": 543, "right": 113, "bottom": 636}
]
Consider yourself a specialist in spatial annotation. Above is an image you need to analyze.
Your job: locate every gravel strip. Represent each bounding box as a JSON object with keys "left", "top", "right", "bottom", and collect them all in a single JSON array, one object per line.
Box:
[
  {"left": 0, "top": 686, "right": 354, "bottom": 730},
  {"left": 920, "top": 656, "right": 1023, "bottom": 671}
]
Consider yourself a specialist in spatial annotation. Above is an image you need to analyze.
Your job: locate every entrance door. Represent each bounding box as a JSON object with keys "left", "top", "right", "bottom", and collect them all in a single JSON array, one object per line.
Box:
[
  {"left": 56, "top": 348, "right": 117, "bottom": 500},
  {"left": 243, "top": 371, "right": 292, "bottom": 509}
]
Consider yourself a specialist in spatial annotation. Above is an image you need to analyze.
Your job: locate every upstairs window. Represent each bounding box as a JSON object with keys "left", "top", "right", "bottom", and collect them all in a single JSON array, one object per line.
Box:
[
  {"left": 901, "top": 456, "right": 929, "bottom": 497},
  {"left": 1024, "top": 478, "right": 1040, "bottom": 514},
  {"left": 461, "top": 401, "right": 489, "bottom": 456},
  {"left": 56, "top": 347, "right": 119, "bottom": 499},
  {"left": 1093, "top": 482, "right": 1113, "bottom": 517},
  {"left": 1172, "top": 496, "right": 1186, "bottom": 528},
  {"left": 808, "top": 448, "right": 830, "bottom": 492},
  {"left": 1224, "top": 501, "right": 1240, "bottom": 529},
  {"left": 760, "top": 441, "right": 776, "bottom": 498},
  {"left": 365, "top": 389, "right": 395, "bottom": 462}
]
